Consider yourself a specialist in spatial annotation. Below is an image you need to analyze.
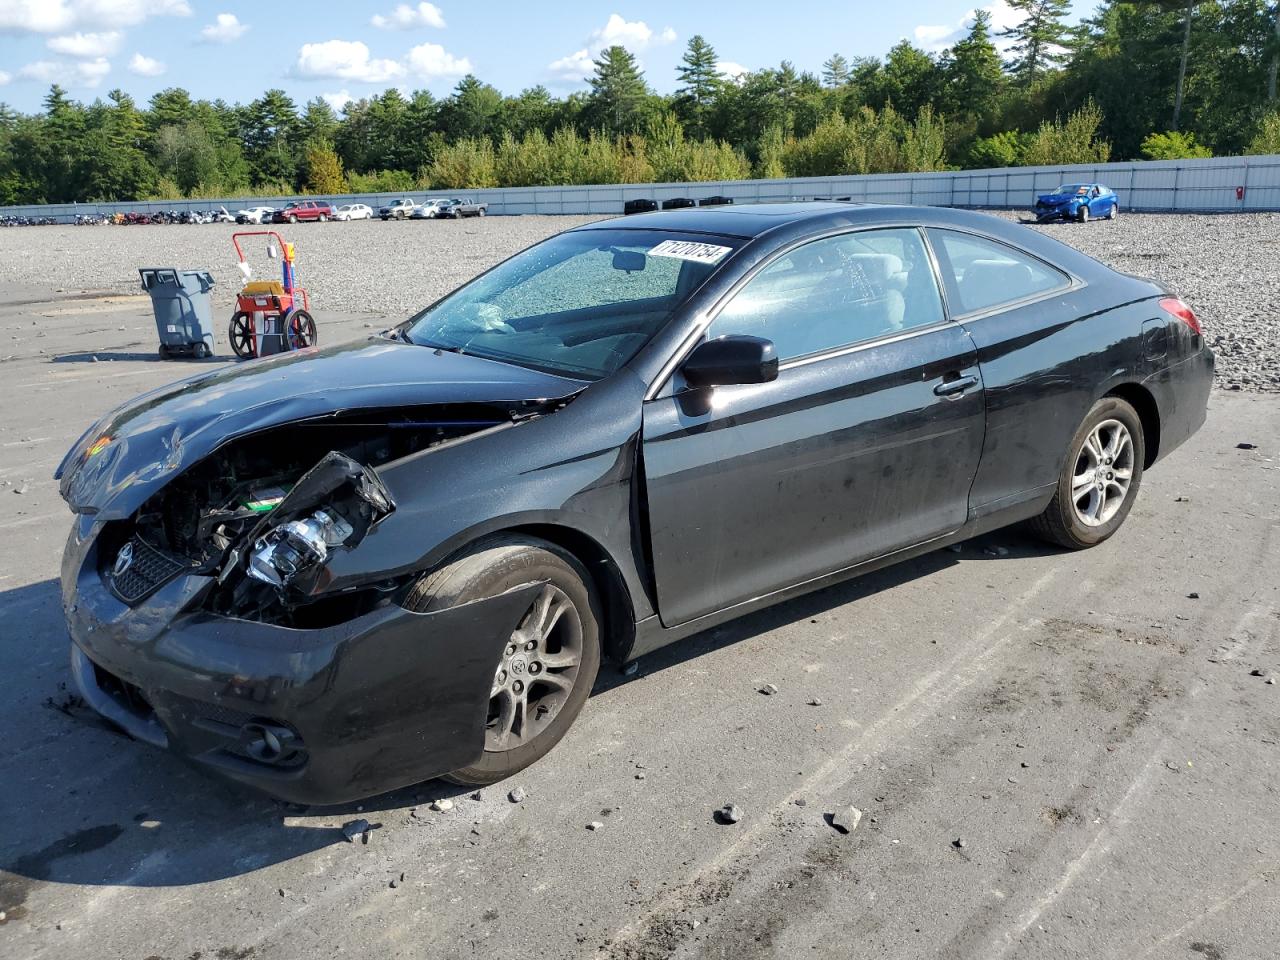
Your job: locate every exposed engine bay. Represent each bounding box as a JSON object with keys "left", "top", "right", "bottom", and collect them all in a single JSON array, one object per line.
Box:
[{"left": 106, "top": 403, "right": 541, "bottom": 625}]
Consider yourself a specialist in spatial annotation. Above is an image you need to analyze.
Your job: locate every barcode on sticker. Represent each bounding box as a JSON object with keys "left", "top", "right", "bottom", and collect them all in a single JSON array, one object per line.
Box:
[
  {"left": 166, "top": 324, "right": 178, "bottom": 333},
  {"left": 648, "top": 240, "right": 732, "bottom": 264}
]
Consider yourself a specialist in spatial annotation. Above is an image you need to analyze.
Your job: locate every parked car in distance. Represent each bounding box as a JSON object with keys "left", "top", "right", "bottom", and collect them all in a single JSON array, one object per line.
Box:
[
  {"left": 1033, "top": 183, "right": 1119, "bottom": 223},
  {"left": 272, "top": 200, "right": 333, "bottom": 224},
  {"left": 411, "top": 198, "right": 452, "bottom": 220},
  {"left": 234, "top": 206, "right": 275, "bottom": 225},
  {"left": 440, "top": 198, "right": 488, "bottom": 218},
  {"left": 334, "top": 203, "right": 373, "bottom": 221},
  {"left": 661, "top": 197, "right": 696, "bottom": 210},
  {"left": 698, "top": 195, "right": 734, "bottom": 206},
  {"left": 379, "top": 198, "right": 419, "bottom": 220},
  {"left": 624, "top": 198, "right": 660, "bottom": 215},
  {"left": 58, "top": 203, "right": 1213, "bottom": 804}
]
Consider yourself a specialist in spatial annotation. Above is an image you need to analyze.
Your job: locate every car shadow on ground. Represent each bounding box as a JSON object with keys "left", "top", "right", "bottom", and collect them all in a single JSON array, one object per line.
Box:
[
  {"left": 51, "top": 350, "right": 228, "bottom": 364},
  {"left": 0, "top": 528, "right": 1058, "bottom": 900}
]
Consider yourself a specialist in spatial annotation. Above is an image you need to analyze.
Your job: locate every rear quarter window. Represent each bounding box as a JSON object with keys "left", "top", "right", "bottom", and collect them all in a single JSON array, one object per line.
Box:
[{"left": 928, "top": 229, "right": 1070, "bottom": 316}]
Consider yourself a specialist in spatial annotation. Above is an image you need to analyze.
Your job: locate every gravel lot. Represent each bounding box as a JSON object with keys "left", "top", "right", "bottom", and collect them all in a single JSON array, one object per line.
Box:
[{"left": 0, "top": 209, "right": 1276, "bottom": 390}]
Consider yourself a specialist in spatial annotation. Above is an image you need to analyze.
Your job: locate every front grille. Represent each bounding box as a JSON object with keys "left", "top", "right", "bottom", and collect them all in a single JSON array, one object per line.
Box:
[{"left": 106, "top": 536, "right": 186, "bottom": 604}]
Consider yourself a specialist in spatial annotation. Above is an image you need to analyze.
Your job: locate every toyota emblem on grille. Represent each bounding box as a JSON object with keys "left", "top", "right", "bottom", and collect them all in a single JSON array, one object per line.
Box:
[{"left": 113, "top": 542, "right": 135, "bottom": 577}]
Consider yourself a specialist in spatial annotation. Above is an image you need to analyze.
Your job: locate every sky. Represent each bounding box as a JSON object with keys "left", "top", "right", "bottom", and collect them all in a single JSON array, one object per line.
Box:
[{"left": 0, "top": 0, "right": 1088, "bottom": 114}]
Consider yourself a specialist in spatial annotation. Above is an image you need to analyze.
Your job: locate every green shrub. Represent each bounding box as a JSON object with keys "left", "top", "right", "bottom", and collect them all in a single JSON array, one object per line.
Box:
[
  {"left": 966, "top": 131, "right": 1029, "bottom": 168},
  {"left": 1246, "top": 112, "right": 1280, "bottom": 155},
  {"left": 427, "top": 139, "right": 497, "bottom": 189},
  {"left": 1140, "top": 131, "right": 1212, "bottom": 160},
  {"left": 1022, "top": 101, "right": 1111, "bottom": 166},
  {"left": 346, "top": 169, "right": 415, "bottom": 193}
]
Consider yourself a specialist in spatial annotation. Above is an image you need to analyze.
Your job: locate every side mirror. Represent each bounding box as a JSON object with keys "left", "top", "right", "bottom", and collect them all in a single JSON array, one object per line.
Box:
[{"left": 682, "top": 335, "right": 778, "bottom": 388}]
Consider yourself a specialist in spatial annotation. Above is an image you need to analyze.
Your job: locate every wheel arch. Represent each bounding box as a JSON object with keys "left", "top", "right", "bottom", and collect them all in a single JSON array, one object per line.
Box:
[{"left": 1104, "top": 382, "right": 1160, "bottom": 468}]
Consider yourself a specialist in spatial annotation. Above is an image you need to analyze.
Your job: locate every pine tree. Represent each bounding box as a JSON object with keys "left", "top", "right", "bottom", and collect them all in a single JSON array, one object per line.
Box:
[
  {"left": 1000, "top": 0, "right": 1075, "bottom": 84},
  {"left": 822, "top": 53, "right": 851, "bottom": 88},
  {"left": 675, "top": 35, "right": 722, "bottom": 137},
  {"left": 943, "top": 11, "right": 1005, "bottom": 124},
  {"left": 588, "top": 45, "right": 650, "bottom": 134},
  {"left": 304, "top": 141, "right": 346, "bottom": 194}
]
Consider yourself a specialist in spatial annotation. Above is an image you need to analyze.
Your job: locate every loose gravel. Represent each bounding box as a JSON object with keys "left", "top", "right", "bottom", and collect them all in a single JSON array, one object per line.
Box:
[{"left": 0, "top": 210, "right": 1275, "bottom": 390}]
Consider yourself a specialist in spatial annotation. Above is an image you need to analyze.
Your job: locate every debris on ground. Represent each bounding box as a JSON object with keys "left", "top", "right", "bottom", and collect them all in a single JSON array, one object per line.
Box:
[
  {"left": 953, "top": 837, "right": 968, "bottom": 849},
  {"left": 471, "top": 791, "right": 483, "bottom": 801},
  {"left": 13, "top": 482, "right": 27, "bottom": 495},
  {"left": 807, "top": 696, "right": 823, "bottom": 706},
  {"left": 1175, "top": 496, "right": 1190, "bottom": 502},
  {"left": 1188, "top": 592, "right": 1200, "bottom": 599},
  {"left": 508, "top": 787, "right": 527, "bottom": 804},
  {"left": 621, "top": 662, "right": 638, "bottom": 677},
  {"left": 341, "top": 819, "right": 372, "bottom": 843},
  {"left": 1250, "top": 668, "right": 1264, "bottom": 677},
  {"left": 1236, "top": 442, "right": 1258, "bottom": 450},
  {"left": 984, "top": 546, "right": 1010, "bottom": 557},
  {"left": 716, "top": 803, "right": 743, "bottom": 824},
  {"left": 430, "top": 798, "right": 453, "bottom": 812},
  {"left": 586, "top": 821, "right": 604, "bottom": 831},
  {"left": 947, "top": 544, "right": 963, "bottom": 553},
  {"left": 830, "top": 806, "right": 863, "bottom": 834},
  {"left": 759, "top": 683, "right": 779, "bottom": 696},
  {"left": 635, "top": 772, "right": 646, "bottom": 780}
]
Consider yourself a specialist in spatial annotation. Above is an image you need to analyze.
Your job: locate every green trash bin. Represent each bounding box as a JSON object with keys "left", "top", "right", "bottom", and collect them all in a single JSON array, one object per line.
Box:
[{"left": 139, "top": 268, "right": 216, "bottom": 359}]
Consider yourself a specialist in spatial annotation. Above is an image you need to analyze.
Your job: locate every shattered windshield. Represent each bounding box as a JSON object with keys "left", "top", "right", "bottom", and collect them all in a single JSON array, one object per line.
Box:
[
  {"left": 404, "top": 228, "right": 739, "bottom": 380},
  {"left": 1054, "top": 184, "right": 1090, "bottom": 195}
]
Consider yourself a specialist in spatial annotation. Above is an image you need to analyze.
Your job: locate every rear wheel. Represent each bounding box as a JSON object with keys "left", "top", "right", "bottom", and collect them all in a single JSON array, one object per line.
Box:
[
  {"left": 403, "top": 535, "right": 602, "bottom": 786},
  {"left": 228, "top": 311, "right": 255, "bottom": 359},
  {"left": 1030, "top": 396, "right": 1144, "bottom": 549},
  {"left": 286, "top": 309, "right": 317, "bottom": 350},
  {"left": 1107, "top": 204, "right": 1118, "bottom": 220},
  {"left": 319, "top": 214, "right": 328, "bottom": 222}
]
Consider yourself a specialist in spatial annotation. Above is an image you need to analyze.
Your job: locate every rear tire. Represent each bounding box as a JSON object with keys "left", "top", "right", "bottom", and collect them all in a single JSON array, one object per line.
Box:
[
  {"left": 403, "top": 535, "right": 602, "bottom": 786},
  {"left": 1030, "top": 396, "right": 1145, "bottom": 549},
  {"left": 1107, "top": 204, "right": 1118, "bottom": 220}
]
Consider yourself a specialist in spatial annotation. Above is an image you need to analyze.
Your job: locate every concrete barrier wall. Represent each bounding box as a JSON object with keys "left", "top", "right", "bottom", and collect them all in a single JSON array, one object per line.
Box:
[{"left": 2, "top": 155, "right": 1277, "bottom": 223}]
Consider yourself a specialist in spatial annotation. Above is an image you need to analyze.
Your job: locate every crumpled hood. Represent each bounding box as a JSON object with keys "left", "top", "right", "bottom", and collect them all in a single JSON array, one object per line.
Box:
[
  {"left": 56, "top": 338, "right": 584, "bottom": 518},
  {"left": 1036, "top": 192, "right": 1079, "bottom": 205}
]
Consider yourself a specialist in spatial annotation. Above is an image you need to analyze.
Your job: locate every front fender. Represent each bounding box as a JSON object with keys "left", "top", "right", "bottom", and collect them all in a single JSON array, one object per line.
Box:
[{"left": 319, "top": 370, "right": 654, "bottom": 620}]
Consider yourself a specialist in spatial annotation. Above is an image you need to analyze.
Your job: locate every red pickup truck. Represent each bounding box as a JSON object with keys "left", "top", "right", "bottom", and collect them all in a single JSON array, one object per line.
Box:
[{"left": 272, "top": 200, "right": 333, "bottom": 223}]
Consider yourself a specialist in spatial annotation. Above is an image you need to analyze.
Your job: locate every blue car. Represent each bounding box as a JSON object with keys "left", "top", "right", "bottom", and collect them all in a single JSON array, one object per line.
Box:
[{"left": 1032, "top": 183, "right": 1119, "bottom": 223}]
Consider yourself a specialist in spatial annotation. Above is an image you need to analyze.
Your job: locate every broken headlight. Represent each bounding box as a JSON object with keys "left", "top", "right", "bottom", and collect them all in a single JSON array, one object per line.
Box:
[{"left": 247, "top": 509, "right": 354, "bottom": 587}]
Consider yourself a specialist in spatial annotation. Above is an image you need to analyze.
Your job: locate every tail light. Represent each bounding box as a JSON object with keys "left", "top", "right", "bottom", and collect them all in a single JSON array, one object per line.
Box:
[{"left": 1159, "top": 297, "right": 1201, "bottom": 335}]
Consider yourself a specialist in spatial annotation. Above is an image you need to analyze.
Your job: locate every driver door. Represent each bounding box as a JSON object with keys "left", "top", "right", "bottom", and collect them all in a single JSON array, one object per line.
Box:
[{"left": 640, "top": 227, "right": 986, "bottom": 627}]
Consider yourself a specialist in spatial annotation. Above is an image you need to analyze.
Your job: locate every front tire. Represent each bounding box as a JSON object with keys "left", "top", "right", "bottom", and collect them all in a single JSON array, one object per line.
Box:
[
  {"left": 1077, "top": 205, "right": 1089, "bottom": 223},
  {"left": 1030, "top": 396, "right": 1144, "bottom": 549},
  {"left": 404, "top": 536, "right": 602, "bottom": 786}
]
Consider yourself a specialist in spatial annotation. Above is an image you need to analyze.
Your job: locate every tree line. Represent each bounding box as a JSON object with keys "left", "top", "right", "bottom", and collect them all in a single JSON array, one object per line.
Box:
[{"left": 2, "top": 0, "right": 1279, "bottom": 204}]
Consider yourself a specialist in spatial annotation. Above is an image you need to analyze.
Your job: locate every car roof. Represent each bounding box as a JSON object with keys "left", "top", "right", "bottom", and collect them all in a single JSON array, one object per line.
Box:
[{"left": 570, "top": 201, "right": 1109, "bottom": 278}]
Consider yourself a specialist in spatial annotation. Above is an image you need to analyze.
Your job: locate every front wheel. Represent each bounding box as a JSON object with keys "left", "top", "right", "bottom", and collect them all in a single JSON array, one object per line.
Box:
[
  {"left": 404, "top": 536, "right": 602, "bottom": 786},
  {"left": 1077, "top": 205, "right": 1090, "bottom": 223},
  {"left": 1030, "top": 396, "right": 1144, "bottom": 549}
]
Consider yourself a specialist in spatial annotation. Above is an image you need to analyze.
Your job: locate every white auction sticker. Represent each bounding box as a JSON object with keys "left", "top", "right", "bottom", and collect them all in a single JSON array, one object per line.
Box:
[{"left": 647, "top": 240, "right": 733, "bottom": 264}]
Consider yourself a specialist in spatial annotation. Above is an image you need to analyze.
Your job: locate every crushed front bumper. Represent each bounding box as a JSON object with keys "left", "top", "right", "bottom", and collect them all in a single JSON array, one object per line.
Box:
[{"left": 62, "top": 516, "right": 535, "bottom": 805}]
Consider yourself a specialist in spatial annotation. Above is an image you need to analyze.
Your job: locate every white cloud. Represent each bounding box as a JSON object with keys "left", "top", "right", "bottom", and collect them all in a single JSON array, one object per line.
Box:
[
  {"left": 913, "top": 1, "right": 1023, "bottom": 54},
  {"left": 371, "top": 2, "right": 445, "bottom": 30},
  {"left": 17, "top": 57, "right": 112, "bottom": 87},
  {"left": 547, "top": 49, "right": 594, "bottom": 83},
  {"left": 0, "top": 70, "right": 10, "bottom": 85},
  {"left": 405, "top": 41, "right": 470, "bottom": 78},
  {"left": 548, "top": 13, "right": 677, "bottom": 84},
  {"left": 716, "top": 60, "right": 748, "bottom": 80},
  {"left": 321, "top": 90, "right": 354, "bottom": 112},
  {"left": 128, "top": 52, "right": 165, "bottom": 76},
  {"left": 200, "top": 12, "right": 247, "bottom": 43},
  {"left": 0, "top": 0, "right": 190, "bottom": 34},
  {"left": 293, "top": 40, "right": 406, "bottom": 83},
  {"left": 47, "top": 30, "right": 121, "bottom": 57}
]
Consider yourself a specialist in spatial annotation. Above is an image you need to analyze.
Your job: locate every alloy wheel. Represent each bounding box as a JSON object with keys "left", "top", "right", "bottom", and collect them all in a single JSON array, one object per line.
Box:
[
  {"left": 486, "top": 584, "right": 583, "bottom": 751},
  {"left": 1071, "top": 418, "right": 1134, "bottom": 526}
]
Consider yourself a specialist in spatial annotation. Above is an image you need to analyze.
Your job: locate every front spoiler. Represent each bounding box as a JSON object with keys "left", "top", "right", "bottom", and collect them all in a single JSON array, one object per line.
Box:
[{"left": 64, "top": 527, "right": 538, "bottom": 804}]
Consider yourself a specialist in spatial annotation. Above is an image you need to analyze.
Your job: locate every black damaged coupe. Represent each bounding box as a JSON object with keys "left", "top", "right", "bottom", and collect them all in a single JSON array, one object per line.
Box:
[{"left": 58, "top": 203, "right": 1213, "bottom": 803}]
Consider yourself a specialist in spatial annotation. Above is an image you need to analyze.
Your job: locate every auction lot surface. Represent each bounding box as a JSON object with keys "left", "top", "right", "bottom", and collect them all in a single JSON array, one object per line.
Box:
[{"left": 1, "top": 214, "right": 1277, "bottom": 960}]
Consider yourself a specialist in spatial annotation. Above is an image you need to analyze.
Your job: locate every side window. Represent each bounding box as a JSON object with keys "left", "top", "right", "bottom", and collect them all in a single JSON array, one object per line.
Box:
[
  {"left": 929, "top": 230, "right": 1069, "bottom": 316},
  {"left": 709, "top": 228, "right": 945, "bottom": 361}
]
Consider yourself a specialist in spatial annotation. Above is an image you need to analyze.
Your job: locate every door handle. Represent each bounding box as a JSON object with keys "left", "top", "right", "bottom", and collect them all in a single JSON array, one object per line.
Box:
[{"left": 933, "top": 374, "right": 979, "bottom": 397}]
